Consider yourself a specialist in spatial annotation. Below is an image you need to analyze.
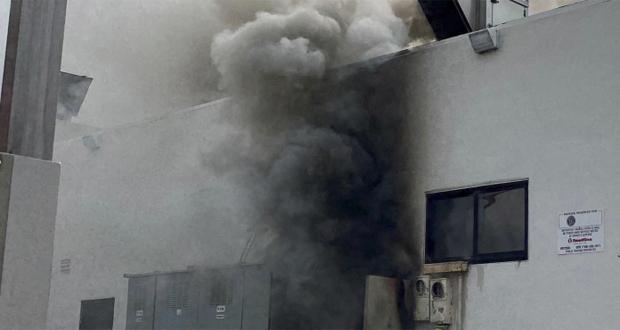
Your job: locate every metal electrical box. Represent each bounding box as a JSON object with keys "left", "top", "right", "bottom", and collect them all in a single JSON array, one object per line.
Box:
[
  {"left": 126, "top": 275, "right": 157, "bottom": 329},
  {"left": 199, "top": 268, "right": 242, "bottom": 330},
  {"left": 430, "top": 278, "right": 451, "bottom": 325},
  {"left": 125, "top": 265, "right": 271, "bottom": 330},
  {"left": 414, "top": 276, "right": 431, "bottom": 321},
  {"left": 155, "top": 272, "right": 196, "bottom": 329}
]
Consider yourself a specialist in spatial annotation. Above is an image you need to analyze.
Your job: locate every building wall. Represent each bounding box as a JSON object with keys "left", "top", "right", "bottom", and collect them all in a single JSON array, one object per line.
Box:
[
  {"left": 55, "top": 0, "right": 576, "bottom": 130},
  {"left": 48, "top": 99, "right": 257, "bottom": 330},
  {"left": 45, "top": 0, "right": 620, "bottom": 329},
  {"left": 374, "top": 0, "right": 620, "bottom": 328},
  {"left": 0, "top": 154, "right": 60, "bottom": 330},
  {"left": 530, "top": 0, "right": 582, "bottom": 14}
]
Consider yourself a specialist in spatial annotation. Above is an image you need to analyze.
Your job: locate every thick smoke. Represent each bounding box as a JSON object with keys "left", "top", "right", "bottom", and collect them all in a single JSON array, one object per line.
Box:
[{"left": 209, "top": 1, "right": 417, "bottom": 329}]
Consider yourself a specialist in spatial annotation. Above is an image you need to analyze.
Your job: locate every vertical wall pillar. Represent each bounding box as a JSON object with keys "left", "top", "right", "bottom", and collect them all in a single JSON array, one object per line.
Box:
[
  {"left": 0, "top": 153, "right": 60, "bottom": 329},
  {"left": 0, "top": 0, "right": 68, "bottom": 160}
]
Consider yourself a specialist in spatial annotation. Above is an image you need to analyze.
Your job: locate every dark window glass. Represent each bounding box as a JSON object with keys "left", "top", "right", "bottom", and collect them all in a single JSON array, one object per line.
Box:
[
  {"left": 427, "top": 195, "right": 474, "bottom": 262},
  {"left": 477, "top": 188, "right": 526, "bottom": 254},
  {"left": 426, "top": 181, "right": 527, "bottom": 264}
]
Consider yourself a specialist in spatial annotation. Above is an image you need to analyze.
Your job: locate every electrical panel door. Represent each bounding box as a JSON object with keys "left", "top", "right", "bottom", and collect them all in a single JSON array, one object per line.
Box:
[
  {"left": 240, "top": 265, "right": 271, "bottom": 330},
  {"left": 154, "top": 273, "right": 197, "bottom": 330},
  {"left": 126, "top": 277, "right": 156, "bottom": 330},
  {"left": 198, "top": 268, "right": 243, "bottom": 330}
]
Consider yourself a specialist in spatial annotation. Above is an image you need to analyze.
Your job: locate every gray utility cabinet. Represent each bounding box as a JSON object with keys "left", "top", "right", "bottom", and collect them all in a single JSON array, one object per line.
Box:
[{"left": 125, "top": 265, "right": 271, "bottom": 330}]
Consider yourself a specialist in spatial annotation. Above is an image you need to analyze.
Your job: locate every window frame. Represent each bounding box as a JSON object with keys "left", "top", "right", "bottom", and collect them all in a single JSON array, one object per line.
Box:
[{"left": 425, "top": 180, "right": 528, "bottom": 265}]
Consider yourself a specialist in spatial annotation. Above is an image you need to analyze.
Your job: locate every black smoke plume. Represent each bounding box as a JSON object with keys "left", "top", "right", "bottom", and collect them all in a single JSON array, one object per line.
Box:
[{"left": 208, "top": 1, "right": 419, "bottom": 328}]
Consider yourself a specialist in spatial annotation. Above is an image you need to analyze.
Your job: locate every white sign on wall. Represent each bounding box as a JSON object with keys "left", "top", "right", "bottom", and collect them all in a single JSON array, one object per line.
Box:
[{"left": 557, "top": 209, "right": 604, "bottom": 255}]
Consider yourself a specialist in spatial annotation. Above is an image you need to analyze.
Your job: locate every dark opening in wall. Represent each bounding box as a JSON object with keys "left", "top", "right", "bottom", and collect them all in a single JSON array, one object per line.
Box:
[{"left": 79, "top": 298, "right": 115, "bottom": 330}]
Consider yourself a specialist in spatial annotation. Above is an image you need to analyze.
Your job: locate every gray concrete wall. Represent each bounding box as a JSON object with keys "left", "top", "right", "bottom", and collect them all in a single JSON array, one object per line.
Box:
[
  {"left": 0, "top": 153, "right": 60, "bottom": 330},
  {"left": 48, "top": 99, "right": 256, "bottom": 330},
  {"left": 372, "top": 0, "right": 620, "bottom": 328},
  {"left": 0, "top": 0, "right": 67, "bottom": 160}
]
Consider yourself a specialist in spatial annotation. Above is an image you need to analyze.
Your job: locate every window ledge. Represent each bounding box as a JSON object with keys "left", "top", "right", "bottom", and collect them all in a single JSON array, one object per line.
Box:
[{"left": 423, "top": 261, "right": 468, "bottom": 274}]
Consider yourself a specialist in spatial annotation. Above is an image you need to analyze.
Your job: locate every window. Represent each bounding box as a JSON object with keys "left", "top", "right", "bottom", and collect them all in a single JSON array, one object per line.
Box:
[{"left": 426, "top": 180, "right": 527, "bottom": 264}]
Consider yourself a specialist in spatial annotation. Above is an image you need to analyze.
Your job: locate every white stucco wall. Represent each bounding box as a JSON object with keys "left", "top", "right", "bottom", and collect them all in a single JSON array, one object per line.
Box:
[
  {"left": 378, "top": 0, "right": 620, "bottom": 329},
  {"left": 530, "top": 0, "right": 582, "bottom": 13},
  {"left": 48, "top": 99, "right": 257, "bottom": 330},
  {"left": 46, "top": 0, "right": 620, "bottom": 329}
]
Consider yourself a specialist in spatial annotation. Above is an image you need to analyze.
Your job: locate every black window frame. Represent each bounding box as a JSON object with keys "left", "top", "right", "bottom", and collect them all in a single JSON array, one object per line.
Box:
[{"left": 425, "top": 180, "right": 528, "bottom": 264}]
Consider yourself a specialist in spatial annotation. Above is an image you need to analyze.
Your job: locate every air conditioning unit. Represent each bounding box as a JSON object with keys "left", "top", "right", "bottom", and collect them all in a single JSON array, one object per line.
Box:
[
  {"left": 413, "top": 276, "right": 430, "bottom": 321},
  {"left": 430, "top": 278, "right": 451, "bottom": 325}
]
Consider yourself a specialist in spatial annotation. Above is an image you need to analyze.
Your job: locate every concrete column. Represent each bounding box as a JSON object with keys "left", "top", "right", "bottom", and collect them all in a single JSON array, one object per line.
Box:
[
  {"left": 0, "top": 0, "right": 68, "bottom": 160},
  {"left": 0, "top": 152, "right": 60, "bottom": 329}
]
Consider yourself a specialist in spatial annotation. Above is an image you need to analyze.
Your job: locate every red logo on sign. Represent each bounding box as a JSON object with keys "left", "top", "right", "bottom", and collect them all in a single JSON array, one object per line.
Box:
[{"left": 569, "top": 237, "right": 592, "bottom": 243}]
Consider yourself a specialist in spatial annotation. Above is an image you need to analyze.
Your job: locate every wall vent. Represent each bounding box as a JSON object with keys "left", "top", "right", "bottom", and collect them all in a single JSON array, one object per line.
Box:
[
  {"left": 60, "top": 258, "right": 71, "bottom": 274},
  {"left": 167, "top": 282, "right": 190, "bottom": 309}
]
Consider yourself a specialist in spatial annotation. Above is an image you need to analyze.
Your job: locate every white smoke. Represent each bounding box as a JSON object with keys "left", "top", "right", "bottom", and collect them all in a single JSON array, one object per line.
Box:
[
  {"left": 212, "top": 0, "right": 410, "bottom": 94},
  {"left": 211, "top": 8, "right": 341, "bottom": 95}
]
